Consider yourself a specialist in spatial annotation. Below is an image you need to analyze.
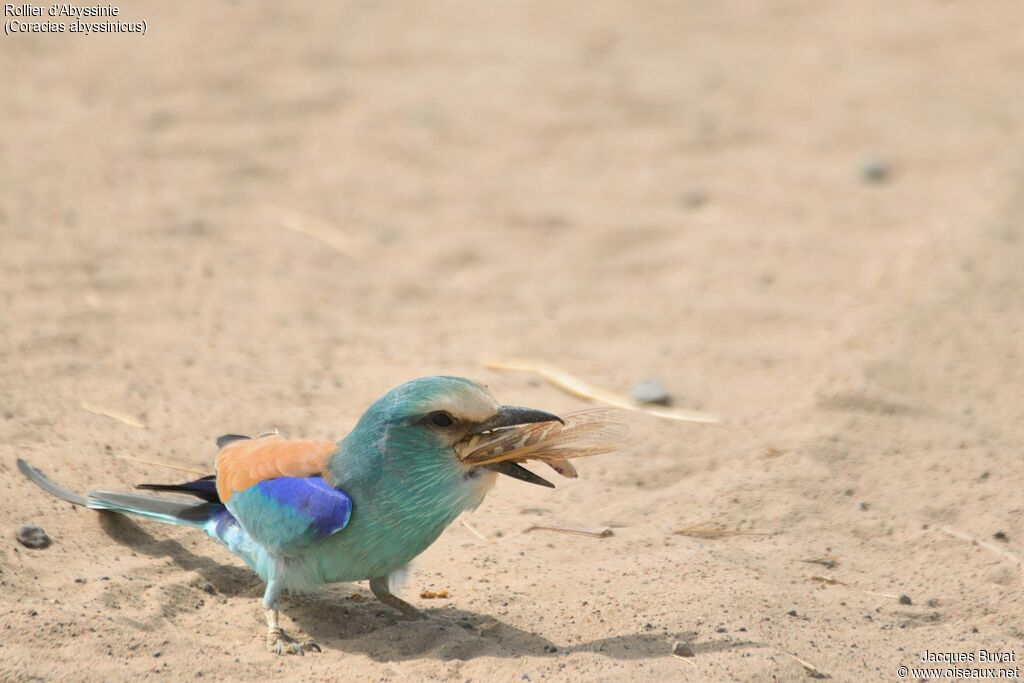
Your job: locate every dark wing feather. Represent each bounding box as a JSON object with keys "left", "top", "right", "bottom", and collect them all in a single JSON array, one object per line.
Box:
[
  {"left": 216, "top": 434, "right": 251, "bottom": 449},
  {"left": 136, "top": 475, "right": 219, "bottom": 503}
]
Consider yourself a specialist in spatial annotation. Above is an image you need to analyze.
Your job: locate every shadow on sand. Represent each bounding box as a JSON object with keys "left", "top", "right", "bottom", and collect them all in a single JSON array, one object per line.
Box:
[{"left": 97, "top": 513, "right": 758, "bottom": 662}]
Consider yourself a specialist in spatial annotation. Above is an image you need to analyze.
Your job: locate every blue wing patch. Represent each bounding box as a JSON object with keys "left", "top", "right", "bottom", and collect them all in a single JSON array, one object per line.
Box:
[
  {"left": 255, "top": 477, "right": 352, "bottom": 536},
  {"left": 225, "top": 476, "right": 353, "bottom": 556}
]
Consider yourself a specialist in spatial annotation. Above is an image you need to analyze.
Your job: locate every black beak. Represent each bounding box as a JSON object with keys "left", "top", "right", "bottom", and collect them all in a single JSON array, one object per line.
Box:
[
  {"left": 486, "top": 461, "right": 555, "bottom": 488},
  {"left": 467, "top": 405, "right": 563, "bottom": 435}
]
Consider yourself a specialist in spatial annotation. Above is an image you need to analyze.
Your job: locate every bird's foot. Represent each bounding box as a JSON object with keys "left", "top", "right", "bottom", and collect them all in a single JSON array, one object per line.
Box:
[
  {"left": 267, "top": 627, "right": 321, "bottom": 656},
  {"left": 266, "top": 608, "right": 321, "bottom": 655}
]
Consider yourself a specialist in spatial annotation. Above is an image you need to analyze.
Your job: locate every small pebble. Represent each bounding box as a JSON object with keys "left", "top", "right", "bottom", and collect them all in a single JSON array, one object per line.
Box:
[
  {"left": 544, "top": 644, "right": 558, "bottom": 653},
  {"left": 631, "top": 379, "right": 672, "bottom": 406},
  {"left": 672, "top": 641, "right": 695, "bottom": 658},
  {"left": 859, "top": 502, "right": 870, "bottom": 511},
  {"left": 861, "top": 158, "right": 890, "bottom": 183},
  {"left": 898, "top": 594, "right": 912, "bottom": 605},
  {"left": 993, "top": 531, "right": 1008, "bottom": 542},
  {"left": 680, "top": 190, "right": 707, "bottom": 209},
  {"left": 786, "top": 610, "right": 798, "bottom": 617},
  {"left": 16, "top": 524, "right": 51, "bottom": 549}
]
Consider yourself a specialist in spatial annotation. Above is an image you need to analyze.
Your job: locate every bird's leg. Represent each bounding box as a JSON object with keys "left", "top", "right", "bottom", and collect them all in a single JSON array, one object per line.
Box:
[
  {"left": 264, "top": 608, "right": 322, "bottom": 655},
  {"left": 370, "top": 576, "right": 425, "bottom": 620},
  {"left": 266, "top": 608, "right": 284, "bottom": 652},
  {"left": 262, "top": 574, "right": 321, "bottom": 655}
]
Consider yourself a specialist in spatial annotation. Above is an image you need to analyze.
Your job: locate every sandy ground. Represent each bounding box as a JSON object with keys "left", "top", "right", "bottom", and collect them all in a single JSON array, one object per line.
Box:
[{"left": 2, "top": 1, "right": 1023, "bottom": 681}]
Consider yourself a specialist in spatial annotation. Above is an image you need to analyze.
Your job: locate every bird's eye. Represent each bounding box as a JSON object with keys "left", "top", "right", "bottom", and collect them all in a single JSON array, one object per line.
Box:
[{"left": 428, "top": 412, "right": 455, "bottom": 428}]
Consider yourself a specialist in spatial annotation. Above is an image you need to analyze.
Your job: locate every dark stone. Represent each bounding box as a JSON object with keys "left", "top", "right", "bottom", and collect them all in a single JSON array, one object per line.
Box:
[
  {"left": 16, "top": 524, "right": 51, "bottom": 549},
  {"left": 861, "top": 158, "right": 890, "bottom": 183}
]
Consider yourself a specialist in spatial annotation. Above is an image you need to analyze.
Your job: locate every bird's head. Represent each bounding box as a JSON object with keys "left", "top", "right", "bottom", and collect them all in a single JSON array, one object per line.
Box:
[{"left": 340, "top": 376, "right": 562, "bottom": 489}]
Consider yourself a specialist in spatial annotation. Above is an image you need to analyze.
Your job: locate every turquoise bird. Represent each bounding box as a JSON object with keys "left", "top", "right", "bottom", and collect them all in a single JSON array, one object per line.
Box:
[{"left": 18, "top": 376, "right": 618, "bottom": 654}]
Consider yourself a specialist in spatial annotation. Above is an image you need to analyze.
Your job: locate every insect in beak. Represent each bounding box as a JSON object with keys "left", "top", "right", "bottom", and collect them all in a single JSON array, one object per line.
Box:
[
  {"left": 456, "top": 406, "right": 627, "bottom": 487},
  {"left": 462, "top": 406, "right": 562, "bottom": 488}
]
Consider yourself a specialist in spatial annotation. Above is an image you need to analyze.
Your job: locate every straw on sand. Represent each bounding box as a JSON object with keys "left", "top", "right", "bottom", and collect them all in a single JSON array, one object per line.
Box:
[
  {"left": 459, "top": 517, "right": 492, "bottom": 542},
  {"left": 806, "top": 575, "right": 898, "bottom": 599},
  {"left": 106, "top": 452, "right": 209, "bottom": 476},
  {"left": 938, "top": 526, "right": 1023, "bottom": 570},
  {"left": 281, "top": 212, "right": 359, "bottom": 258},
  {"left": 481, "top": 358, "right": 719, "bottom": 423},
  {"left": 779, "top": 649, "right": 829, "bottom": 679},
  {"left": 524, "top": 524, "right": 614, "bottom": 539},
  {"left": 675, "top": 521, "right": 769, "bottom": 539},
  {"left": 81, "top": 401, "right": 146, "bottom": 429}
]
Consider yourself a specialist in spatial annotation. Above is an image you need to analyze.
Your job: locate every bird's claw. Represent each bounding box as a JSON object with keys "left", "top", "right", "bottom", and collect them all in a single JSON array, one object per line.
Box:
[
  {"left": 403, "top": 607, "right": 427, "bottom": 621},
  {"left": 298, "top": 640, "right": 322, "bottom": 654},
  {"left": 268, "top": 629, "right": 321, "bottom": 655}
]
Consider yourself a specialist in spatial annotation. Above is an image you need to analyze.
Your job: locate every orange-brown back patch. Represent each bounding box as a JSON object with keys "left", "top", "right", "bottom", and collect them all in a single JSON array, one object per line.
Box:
[{"left": 215, "top": 435, "right": 337, "bottom": 502}]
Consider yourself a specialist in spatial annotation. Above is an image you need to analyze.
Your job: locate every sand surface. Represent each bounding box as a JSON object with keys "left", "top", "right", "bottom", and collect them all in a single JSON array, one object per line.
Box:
[{"left": 2, "top": 1, "right": 1023, "bottom": 681}]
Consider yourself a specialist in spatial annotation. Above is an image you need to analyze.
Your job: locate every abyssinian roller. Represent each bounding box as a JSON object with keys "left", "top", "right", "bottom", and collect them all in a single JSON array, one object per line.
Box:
[{"left": 18, "top": 376, "right": 625, "bottom": 654}]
